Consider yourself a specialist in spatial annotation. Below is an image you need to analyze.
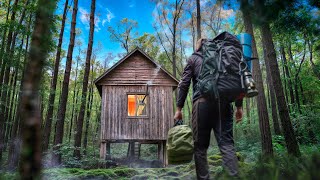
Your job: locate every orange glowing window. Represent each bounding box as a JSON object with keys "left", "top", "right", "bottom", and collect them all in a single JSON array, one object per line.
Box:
[{"left": 127, "top": 94, "right": 148, "bottom": 117}]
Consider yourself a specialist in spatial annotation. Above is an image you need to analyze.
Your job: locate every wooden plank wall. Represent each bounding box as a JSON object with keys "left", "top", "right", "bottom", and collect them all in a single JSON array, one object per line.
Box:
[
  {"left": 97, "top": 52, "right": 177, "bottom": 86},
  {"left": 102, "top": 85, "right": 174, "bottom": 140}
]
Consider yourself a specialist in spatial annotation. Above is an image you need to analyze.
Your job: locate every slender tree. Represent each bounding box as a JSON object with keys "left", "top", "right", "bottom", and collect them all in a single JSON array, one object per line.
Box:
[
  {"left": 255, "top": 0, "right": 300, "bottom": 157},
  {"left": 0, "top": 0, "right": 19, "bottom": 163},
  {"left": 43, "top": 0, "right": 69, "bottom": 152},
  {"left": 196, "top": 0, "right": 201, "bottom": 39},
  {"left": 0, "top": 0, "right": 12, "bottom": 76},
  {"left": 263, "top": 41, "right": 281, "bottom": 135},
  {"left": 240, "top": 0, "right": 273, "bottom": 156},
  {"left": 19, "top": 0, "right": 56, "bottom": 177},
  {"left": 53, "top": 0, "right": 79, "bottom": 164},
  {"left": 7, "top": 15, "right": 32, "bottom": 169},
  {"left": 73, "top": 0, "right": 96, "bottom": 159},
  {"left": 68, "top": 46, "right": 80, "bottom": 142},
  {"left": 280, "top": 46, "right": 295, "bottom": 106}
]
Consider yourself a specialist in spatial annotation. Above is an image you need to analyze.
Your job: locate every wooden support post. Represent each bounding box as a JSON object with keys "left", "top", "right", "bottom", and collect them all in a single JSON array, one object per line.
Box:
[
  {"left": 106, "top": 142, "right": 111, "bottom": 160},
  {"left": 163, "top": 140, "right": 168, "bottom": 167},
  {"left": 157, "top": 142, "right": 161, "bottom": 160},
  {"left": 100, "top": 140, "right": 106, "bottom": 160},
  {"left": 159, "top": 141, "right": 164, "bottom": 165}
]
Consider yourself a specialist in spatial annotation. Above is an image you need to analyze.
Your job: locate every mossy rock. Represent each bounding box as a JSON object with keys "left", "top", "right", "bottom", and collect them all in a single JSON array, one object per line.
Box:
[
  {"left": 208, "top": 159, "right": 223, "bottom": 166},
  {"left": 208, "top": 154, "right": 222, "bottom": 161},
  {"left": 208, "top": 152, "right": 244, "bottom": 162}
]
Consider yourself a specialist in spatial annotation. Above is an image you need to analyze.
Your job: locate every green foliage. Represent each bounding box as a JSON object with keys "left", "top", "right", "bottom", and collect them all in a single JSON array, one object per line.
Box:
[
  {"left": 291, "top": 108, "right": 320, "bottom": 144},
  {"left": 242, "top": 152, "right": 320, "bottom": 180}
]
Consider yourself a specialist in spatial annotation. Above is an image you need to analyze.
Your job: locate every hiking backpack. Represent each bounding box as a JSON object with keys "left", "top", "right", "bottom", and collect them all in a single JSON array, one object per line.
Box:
[{"left": 197, "top": 31, "right": 253, "bottom": 102}]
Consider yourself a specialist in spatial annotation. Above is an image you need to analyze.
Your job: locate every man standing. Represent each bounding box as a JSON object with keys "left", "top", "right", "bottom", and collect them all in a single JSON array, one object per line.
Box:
[{"left": 174, "top": 38, "right": 243, "bottom": 179}]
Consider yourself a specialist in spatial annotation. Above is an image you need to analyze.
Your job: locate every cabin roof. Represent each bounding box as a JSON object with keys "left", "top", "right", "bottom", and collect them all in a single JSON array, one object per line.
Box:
[{"left": 94, "top": 48, "right": 180, "bottom": 95}]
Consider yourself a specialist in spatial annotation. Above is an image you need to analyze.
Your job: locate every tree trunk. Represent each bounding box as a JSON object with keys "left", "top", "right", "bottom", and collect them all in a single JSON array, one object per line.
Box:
[
  {"left": 68, "top": 54, "right": 80, "bottom": 142},
  {"left": 7, "top": 18, "right": 31, "bottom": 169},
  {"left": 196, "top": 0, "right": 201, "bottom": 40},
  {"left": 256, "top": 0, "right": 300, "bottom": 156},
  {"left": 240, "top": 0, "right": 273, "bottom": 156},
  {"left": 245, "top": 98, "right": 251, "bottom": 124},
  {"left": 53, "top": 0, "right": 78, "bottom": 165},
  {"left": 263, "top": 42, "right": 281, "bottom": 135},
  {"left": 0, "top": 0, "right": 11, "bottom": 79},
  {"left": 73, "top": 0, "right": 95, "bottom": 159},
  {"left": 19, "top": 0, "right": 56, "bottom": 178},
  {"left": 0, "top": 0, "right": 19, "bottom": 163},
  {"left": 280, "top": 46, "right": 295, "bottom": 108},
  {"left": 42, "top": 0, "right": 69, "bottom": 152},
  {"left": 281, "top": 56, "right": 289, "bottom": 104},
  {"left": 3, "top": 0, "right": 29, "bottom": 147},
  {"left": 83, "top": 84, "right": 93, "bottom": 155}
]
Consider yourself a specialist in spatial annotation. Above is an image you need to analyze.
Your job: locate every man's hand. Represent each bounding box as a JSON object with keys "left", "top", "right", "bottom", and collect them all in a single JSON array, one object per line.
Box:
[
  {"left": 174, "top": 107, "right": 183, "bottom": 121},
  {"left": 235, "top": 106, "right": 243, "bottom": 123}
]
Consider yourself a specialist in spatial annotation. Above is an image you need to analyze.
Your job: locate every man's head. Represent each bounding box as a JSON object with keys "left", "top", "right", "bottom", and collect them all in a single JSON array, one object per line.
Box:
[{"left": 195, "top": 38, "right": 206, "bottom": 52}]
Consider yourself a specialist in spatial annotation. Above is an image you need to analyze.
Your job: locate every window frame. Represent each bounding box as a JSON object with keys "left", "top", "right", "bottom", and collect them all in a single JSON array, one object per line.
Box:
[{"left": 126, "top": 92, "right": 149, "bottom": 119}]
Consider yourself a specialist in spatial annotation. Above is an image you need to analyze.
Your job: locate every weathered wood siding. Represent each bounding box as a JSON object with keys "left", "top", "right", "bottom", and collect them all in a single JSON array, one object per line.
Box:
[
  {"left": 97, "top": 51, "right": 177, "bottom": 86},
  {"left": 101, "top": 85, "right": 174, "bottom": 140}
]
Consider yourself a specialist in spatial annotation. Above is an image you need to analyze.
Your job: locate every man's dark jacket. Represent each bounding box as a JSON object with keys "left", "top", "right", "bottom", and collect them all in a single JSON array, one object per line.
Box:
[{"left": 176, "top": 51, "right": 243, "bottom": 108}]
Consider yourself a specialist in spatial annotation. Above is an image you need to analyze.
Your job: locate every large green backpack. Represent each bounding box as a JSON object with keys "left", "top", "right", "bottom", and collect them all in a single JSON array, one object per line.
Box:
[
  {"left": 167, "top": 125, "right": 194, "bottom": 164},
  {"left": 197, "top": 31, "right": 249, "bottom": 102}
]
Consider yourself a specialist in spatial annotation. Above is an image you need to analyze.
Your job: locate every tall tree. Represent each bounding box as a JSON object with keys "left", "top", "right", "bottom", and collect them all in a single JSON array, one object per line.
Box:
[
  {"left": 73, "top": 0, "right": 95, "bottom": 159},
  {"left": 53, "top": 0, "right": 79, "bottom": 165},
  {"left": 43, "top": 0, "right": 69, "bottom": 152},
  {"left": 19, "top": 0, "right": 56, "bottom": 178},
  {"left": 107, "top": 18, "right": 137, "bottom": 53},
  {"left": 240, "top": 0, "right": 273, "bottom": 156},
  {"left": 7, "top": 15, "right": 33, "bottom": 170},
  {"left": 255, "top": 0, "right": 300, "bottom": 157},
  {"left": 0, "top": 0, "right": 12, "bottom": 71},
  {"left": 68, "top": 44, "right": 81, "bottom": 142},
  {"left": 196, "top": 0, "right": 201, "bottom": 39},
  {"left": 0, "top": 0, "right": 19, "bottom": 163},
  {"left": 153, "top": 0, "right": 185, "bottom": 80},
  {"left": 263, "top": 41, "right": 281, "bottom": 135},
  {"left": 280, "top": 46, "right": 295, "bottom": 106}
]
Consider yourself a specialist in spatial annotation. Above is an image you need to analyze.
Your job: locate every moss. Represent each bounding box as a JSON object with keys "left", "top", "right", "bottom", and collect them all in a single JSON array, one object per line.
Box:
[
  {"left": 236, "top": 152, "right": 244, "bottom": 162},
  {"left": 113, "top": 168, "right": 138, "bottom": 177},
  {"left": 0, "top": 172, "right": 17, "bottom": 180},
  {"left": 131, "top": 173, "right": 158, "bottom": 180},
  {"left": 208, "top": 159, "right": 223, "bottom": 166},
  {"left": 165, "top": 170, "right": 179, "bottom": 177},
  {"left": 208, "top": 154, "right": 222, "bottom": 161}
]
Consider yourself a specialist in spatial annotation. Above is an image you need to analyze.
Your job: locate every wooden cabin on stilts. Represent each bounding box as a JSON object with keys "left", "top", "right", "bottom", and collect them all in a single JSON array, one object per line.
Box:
[{"left": 95, "top": 48, "right": 179, "bottom": 167}]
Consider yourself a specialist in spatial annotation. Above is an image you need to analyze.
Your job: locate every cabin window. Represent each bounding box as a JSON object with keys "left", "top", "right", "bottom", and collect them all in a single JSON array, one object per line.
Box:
[{"left": 127, "top": 94, "right": 148, "bottom": 117}]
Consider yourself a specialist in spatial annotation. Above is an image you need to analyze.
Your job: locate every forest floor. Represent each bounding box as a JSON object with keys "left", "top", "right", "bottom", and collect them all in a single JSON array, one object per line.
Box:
[{"left": 1, "top": 144, "right": 319, "bottom": 179}]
